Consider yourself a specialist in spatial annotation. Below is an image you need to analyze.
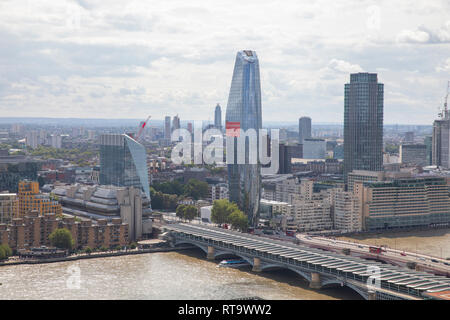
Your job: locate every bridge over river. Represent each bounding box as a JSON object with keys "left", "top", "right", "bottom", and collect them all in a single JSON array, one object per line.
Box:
[{"left": 163, "top": 223, "right": 450, "bottom": 300}]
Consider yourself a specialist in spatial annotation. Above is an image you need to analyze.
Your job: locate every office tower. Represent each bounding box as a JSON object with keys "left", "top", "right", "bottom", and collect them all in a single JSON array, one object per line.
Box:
[
  {"left": 214, "top": 104, "right": 222, "bottom": 130},
  {"left": 344, "top": 73, "right": 384, "bottom": 180},
  {"left": 99, "top": 134, "right": 151, "bottom": 201},
  {"left": 404, "top": 131, "right": 414, "bottom": 143},
  {"left": 225, "top": 50, "right": 262, "bottom": 226},
  {"left": 172, "top": 115, "right": 180, "bottom": 132},
  {"left": 432, "top": 117, "right": 450, "bottom": 168},
  {"left": 298, "top": 117, "right": 312, "bottom": 143},
  {"left": 303, "top": 138, "right": 326, "bottom": 159},
  {"left": 399, "top": 144, "right": 427, "bottom": 167},
  {"left": 278, "top": 143, "right": 292, "bottom": 174},
  {"left": 187, "top": 122, "right": 193, "bottom": 134},
  {"left": 424, "top": 136, "right": 432, "bottom": 166},
  {"left": 164, "top": 116, "right": 171, "bottom": 140}
]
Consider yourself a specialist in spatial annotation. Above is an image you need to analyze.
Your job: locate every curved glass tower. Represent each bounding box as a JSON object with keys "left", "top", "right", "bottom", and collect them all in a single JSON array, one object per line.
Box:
[
  {"left": 99, "top": 134, "right": 151, "bottom": 203},
  {"left": 225, "top": 50, "right": 262, "bottom": 226}
]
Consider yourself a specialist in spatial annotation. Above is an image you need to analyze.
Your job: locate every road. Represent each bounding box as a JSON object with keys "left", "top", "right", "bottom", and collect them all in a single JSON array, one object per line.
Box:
[{"left": 296, "top": 234, "right": 450, "bottom": 275}]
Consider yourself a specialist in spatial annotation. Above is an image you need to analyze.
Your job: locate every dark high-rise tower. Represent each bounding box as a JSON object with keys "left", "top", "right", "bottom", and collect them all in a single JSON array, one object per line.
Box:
[
  {"left": 226, "top": 50, "right": 262, "bottom": 226},
  {"left": 344, "top": 73, "right": 384, "bottom": 180},
  {"left": 214, "top": 104, "right": 222, "bottom": 130},
  {"left": 298, "top": 117, "right": 311, "bottom": 143}
]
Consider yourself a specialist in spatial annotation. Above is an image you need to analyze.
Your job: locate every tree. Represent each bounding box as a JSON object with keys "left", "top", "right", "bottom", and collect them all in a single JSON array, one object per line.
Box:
[
  {"left": 228, "top": 210, "right": 249, "bottom": 232},
  {"left": 183, "top": 205, "right": 198, "bottom": 221},
  {"left": 84, "top": 247, "right": 92, "bottom": 255},
  {"left": 49, "top": 228, "right": 74, "bottom": 251},
  {"left": 0, "top": 244, "right": 12, "bottom": 260},
  {"left": 184, "top": 179, "right": 209, "bottom": 200},
  {"left": 211, "top": 199, "right": 239, "bottom": 225},
  {"left": 176, "top": 204, "right": 187, "bottom": 220}
]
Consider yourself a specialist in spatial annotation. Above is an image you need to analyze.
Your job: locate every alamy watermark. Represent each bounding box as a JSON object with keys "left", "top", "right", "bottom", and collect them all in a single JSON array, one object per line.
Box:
[{"left": 171, "top": 121, "right": 280, "bottom": 175}]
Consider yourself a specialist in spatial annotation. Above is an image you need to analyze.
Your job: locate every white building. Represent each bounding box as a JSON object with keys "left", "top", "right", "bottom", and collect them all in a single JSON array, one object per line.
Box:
[{"left": 332, "top": 189, "right": 362, "bottom": 232}]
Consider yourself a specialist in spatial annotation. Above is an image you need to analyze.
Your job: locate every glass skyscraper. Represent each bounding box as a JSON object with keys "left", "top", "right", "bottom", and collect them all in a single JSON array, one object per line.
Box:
[
  {"left": 344, "top": 73, "right": 384, "bottom": 180},
  {"left": 225, "top": 50, "right": 262, "bottom": 226},
  {"left": 214, "top": 103, "right": 222, "bottom": 130},
  {"left": 99, "top": 134, "right": 151, "bottom": 201}
]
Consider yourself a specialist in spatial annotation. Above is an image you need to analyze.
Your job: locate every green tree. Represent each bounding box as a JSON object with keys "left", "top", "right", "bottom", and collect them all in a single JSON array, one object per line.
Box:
[
  {"left": 176, "top": 204, "right": 187, "bottom": 220},
  {"left": 49, "top": 228, "right": 74, "bottom": 251},
  {"left": 211, "top": 199, "right": 239, "bottom": 225},
  {"left": 0, "top": 244, "right": 12, "bottom": 260},
  {"left": 84, "top": 247, "right": 92, "bottom": 255},
  {"left": 228, "top": 210, "right": 249, "bottom": 232},
  {"left": 183, "top": 205, "right": 198, "bottom": 221},
  {"left": 184, "top": 179, "right": 209, "bottom": 200}
]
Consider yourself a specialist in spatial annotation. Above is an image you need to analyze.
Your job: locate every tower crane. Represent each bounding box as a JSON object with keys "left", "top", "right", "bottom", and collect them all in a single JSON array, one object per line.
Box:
[{"left": 135, "top": 115, "right": 151, "bottom": 141}]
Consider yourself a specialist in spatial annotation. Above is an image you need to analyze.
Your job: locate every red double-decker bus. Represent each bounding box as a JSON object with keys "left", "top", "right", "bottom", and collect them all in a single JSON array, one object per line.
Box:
[{"left": 369, "top": 246, "right": 385, "bottom": 254}]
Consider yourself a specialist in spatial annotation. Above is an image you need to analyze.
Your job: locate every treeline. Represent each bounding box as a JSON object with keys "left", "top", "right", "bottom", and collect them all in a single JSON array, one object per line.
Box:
[
  {"left": 211, "top": 199, "right": 248, "bottom": 232},
  {"left": 152, "top": 179, "right": 209, "bottom": 200}
]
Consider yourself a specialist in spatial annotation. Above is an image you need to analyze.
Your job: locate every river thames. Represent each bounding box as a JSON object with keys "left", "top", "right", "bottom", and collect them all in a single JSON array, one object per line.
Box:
[{"left": 0, "top": 228, "right": 448, "bottom": 300}]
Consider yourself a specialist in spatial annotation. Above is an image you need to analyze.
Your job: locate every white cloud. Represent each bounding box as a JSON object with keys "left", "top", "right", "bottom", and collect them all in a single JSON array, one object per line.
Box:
[{"left": 0, "top": 0, "right": 448, "bottom": 124}]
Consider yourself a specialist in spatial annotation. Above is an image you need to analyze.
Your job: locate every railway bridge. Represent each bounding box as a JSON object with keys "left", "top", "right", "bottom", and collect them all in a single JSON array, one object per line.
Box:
[{"left": 163, "top": 223, "right": 450, "bottom": 300}]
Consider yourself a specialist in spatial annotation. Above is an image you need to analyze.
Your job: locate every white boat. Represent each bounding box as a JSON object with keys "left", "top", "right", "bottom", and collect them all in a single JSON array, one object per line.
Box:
[{"left": 218, "top": 259, "right": 249, "bottom": 268}]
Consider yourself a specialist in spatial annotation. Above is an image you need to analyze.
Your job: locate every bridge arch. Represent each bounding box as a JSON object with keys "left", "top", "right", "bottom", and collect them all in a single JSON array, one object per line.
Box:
[
  {"left": 259, "top": 264, "right": 312, "bottom": 282},
  {"left": 320, "top": 279, "right": 368, "bottom": 300},
  {"left": 213, "top": 251, "right": 254, "bottom": 265},
  {"left": 174, "top": 240, "right": 208, "bottom": 255}
]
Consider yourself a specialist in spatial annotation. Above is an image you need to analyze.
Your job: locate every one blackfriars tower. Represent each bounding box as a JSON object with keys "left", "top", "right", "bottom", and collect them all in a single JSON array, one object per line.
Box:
[
  {"left": 344, "top": 72, "right": 384, "bottom": 180},
  {"left": 225, "top": 50, "right": 262, "bottom": 226}
]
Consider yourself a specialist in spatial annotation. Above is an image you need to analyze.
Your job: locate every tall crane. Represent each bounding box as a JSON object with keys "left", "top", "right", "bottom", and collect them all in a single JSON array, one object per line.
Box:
[{"left": 135, "top": 115, "right": 151, "bottom": 141}]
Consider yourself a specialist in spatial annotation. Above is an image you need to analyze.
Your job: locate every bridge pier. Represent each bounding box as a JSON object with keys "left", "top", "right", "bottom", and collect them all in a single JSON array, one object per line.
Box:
[
  {"left": 368, "top": 291, "right": 376, "bottom": 300},
  {"left": 309, "top": 272, "right": 322, "bottom": 289},
  {"left": 252, "top": 257, "right": 262, "bottom": 272},
  {"left": 207, "top": 246, "right": 215, "bottom": 260}
]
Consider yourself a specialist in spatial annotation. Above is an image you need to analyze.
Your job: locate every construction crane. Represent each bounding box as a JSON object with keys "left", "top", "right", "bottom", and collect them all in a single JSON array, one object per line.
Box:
[{"left": 135, "top": 115, "right": 151, "bottom": 141}]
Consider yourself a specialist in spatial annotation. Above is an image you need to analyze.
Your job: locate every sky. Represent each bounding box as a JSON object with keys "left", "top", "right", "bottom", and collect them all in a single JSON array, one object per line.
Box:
[{"left": 0, "top": 0, "right": 449, "bottom": 124}]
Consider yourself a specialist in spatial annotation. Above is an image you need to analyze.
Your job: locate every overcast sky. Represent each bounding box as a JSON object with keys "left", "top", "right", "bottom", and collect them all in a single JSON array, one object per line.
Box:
[{"left": 0, "top": 0, "right": 449, "bottom": 124}]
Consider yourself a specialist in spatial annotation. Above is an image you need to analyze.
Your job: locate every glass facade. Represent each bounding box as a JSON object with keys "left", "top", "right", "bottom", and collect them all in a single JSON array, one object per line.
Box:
[
  {"left": 225, "top": 50, "right": 262, "bottom": 226},
  {"left": 99, "top": 134, "right": 151, "bottom": 201},
  {"left": 344, "top": 73, "right": 384, "bottom": 181}
]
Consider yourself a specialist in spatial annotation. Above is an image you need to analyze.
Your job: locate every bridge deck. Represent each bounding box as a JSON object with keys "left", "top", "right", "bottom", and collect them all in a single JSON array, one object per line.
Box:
[{"left": 165, "top": 223, "right": 450, "bottom": 299}]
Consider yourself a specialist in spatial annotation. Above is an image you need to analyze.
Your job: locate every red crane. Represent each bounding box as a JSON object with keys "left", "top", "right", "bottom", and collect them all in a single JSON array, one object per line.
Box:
[{"left": 135, "top": 115, "right": 151, "bottom": 141}]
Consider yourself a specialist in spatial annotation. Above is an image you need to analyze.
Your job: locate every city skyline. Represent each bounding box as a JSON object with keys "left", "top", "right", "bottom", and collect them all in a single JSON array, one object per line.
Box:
[{"left": 0, "top": 1, "right": 449, "bottom": 124}]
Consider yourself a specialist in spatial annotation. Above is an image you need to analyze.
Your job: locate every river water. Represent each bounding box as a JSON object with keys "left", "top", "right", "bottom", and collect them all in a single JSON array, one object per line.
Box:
[{"left": 0, "top": 229, "right": 448, "bottom": 300}]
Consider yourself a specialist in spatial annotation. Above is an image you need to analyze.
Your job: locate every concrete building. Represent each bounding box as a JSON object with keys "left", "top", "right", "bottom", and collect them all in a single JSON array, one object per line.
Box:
[
  {"left": 399, "top": 144, "right": 427, "bottom": 167},
  {"left": 302, "top": 138, "right": 326, "bottom": 159},
  {"left": 298, "top": 117, "right": 312, "bottom": 144},
  {"left": 331, "top": 189, "right": 361, "bottom": 232},
  {"left": 0, "top": 210, "right": 129, "bottom": 251},
  {"left": 210, "top": 183, "right": 228, "bottom": 201},
  {"left": 52, "top": 184, "right": 152, "bottom": 241},
  {"left": 354, "top": 176, "right": 450, "bottom": 231},
  {"left": 0, "top": 193, "right": 17, "bottom": 224},
  {"left": 164, "top": 116, "right": 171, "bottom": 142}
]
